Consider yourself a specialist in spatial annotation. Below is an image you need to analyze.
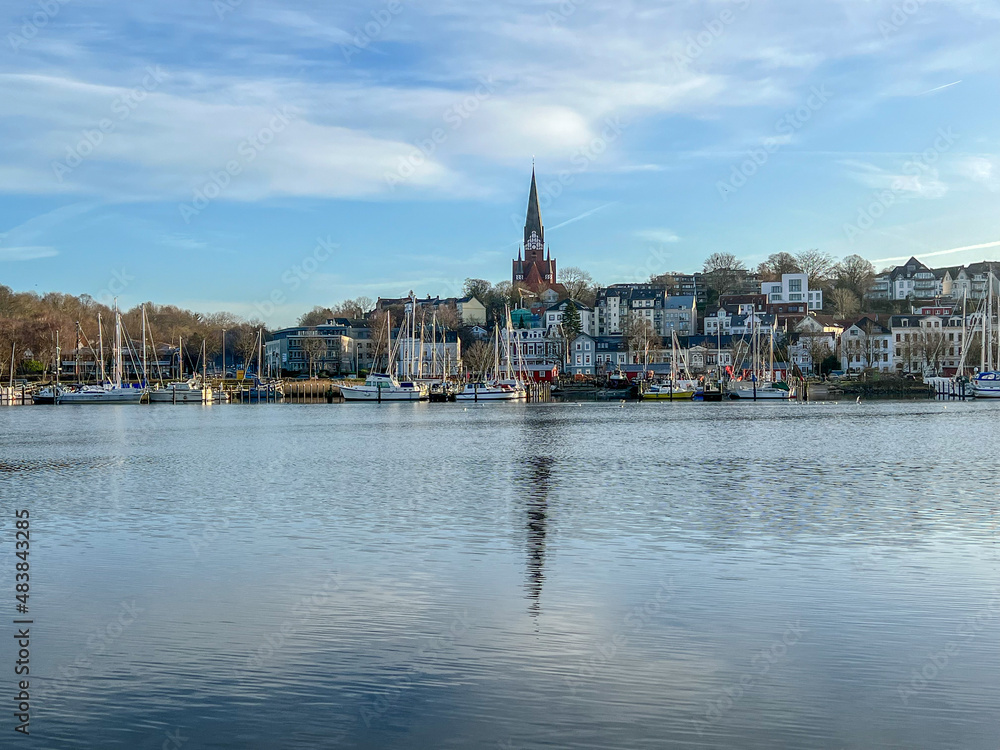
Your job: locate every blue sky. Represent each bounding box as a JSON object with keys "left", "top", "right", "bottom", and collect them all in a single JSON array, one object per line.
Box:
[{"left": 1, "top": 0, "right": 999, "bottom": 325}]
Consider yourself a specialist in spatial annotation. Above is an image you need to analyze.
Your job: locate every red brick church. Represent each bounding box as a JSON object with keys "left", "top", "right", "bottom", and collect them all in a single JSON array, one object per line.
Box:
[{"left": 512, "top": 167, "right": 564, "bottom": 295}]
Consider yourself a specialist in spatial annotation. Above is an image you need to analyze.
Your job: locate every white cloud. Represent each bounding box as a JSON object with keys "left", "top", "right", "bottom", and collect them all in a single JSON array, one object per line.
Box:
[
  {"left": 0, "top": 246, "right": 58, "bottom": 261},
  {"left": 634, "top": 229, "right": 681, "bottom": 244}
]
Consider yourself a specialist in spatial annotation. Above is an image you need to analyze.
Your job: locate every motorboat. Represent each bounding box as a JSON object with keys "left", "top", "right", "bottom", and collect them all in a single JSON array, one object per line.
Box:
[
  {"left": 971, "top": 371, "right": 1000, "bottom": 398},
  {"left": 148, "top": 379, "right": 213, "bottom": 403},
  {"left": 340, "top": 372, "right": 428, "bottom": 401},
  {"left": 455, "top": 382, "right": 522, "bottom": 401}
]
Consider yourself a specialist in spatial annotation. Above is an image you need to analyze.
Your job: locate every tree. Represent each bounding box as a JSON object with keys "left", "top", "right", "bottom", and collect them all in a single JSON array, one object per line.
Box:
[
  {"left": 298, "top": 306, "right": 334, "bottom": 326},
  {"left": 757, "top": 252, "right": 802, "bottom": 281},
  {"left": 804, "top": 337, "right": 833, "bottom": 376},
  {"left": 560, "top": 267, "right": 595, "bottom": 305},
  {"left": 702, "top": 253, "right": 747, "bottom": 297},
  {"left": 796, "top": 249, "right": 836, "bottom": 288},
  {"left": 834, "top": 255, "right": 876, "bottom": 300},
  {"left": 561, "top": 302, "right": 582, "bottom": 342},
  {"left": 331, "top": 296, "right": 373, "bottom": 320},
  {"left": 830, "top": 289, "right": 861, "bottom": 319},
  {"left": 623, "top": 316, "right": 657, "bottom": 364},
  {"left": 463, "top": 279, "right": 492, "bottom": 302},
  {"left": 302, "top": 335, "right": 326, "bottom": 377},
  {"left": 463, "top": 340, "right": 494, "bottom": 379}
]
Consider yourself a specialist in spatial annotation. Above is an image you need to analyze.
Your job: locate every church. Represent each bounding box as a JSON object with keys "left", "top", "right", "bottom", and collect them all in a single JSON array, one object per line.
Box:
[{"left": 512, "top": 167, "right": 565, "bottom": 296}]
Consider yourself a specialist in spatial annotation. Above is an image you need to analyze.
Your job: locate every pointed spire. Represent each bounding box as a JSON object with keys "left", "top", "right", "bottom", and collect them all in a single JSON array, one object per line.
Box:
[{"left": 524, "top": 164, "right": 543, "bottom": 247}]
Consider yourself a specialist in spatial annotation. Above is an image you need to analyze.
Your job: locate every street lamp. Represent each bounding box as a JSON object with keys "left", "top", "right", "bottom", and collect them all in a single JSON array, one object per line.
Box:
[{"left": 221, "top": 328, "right": 227, "bottom": 379}]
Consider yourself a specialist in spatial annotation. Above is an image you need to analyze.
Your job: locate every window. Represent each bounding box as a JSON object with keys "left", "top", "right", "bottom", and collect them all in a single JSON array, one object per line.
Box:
[{"left": 789, "top": 279, "right": 803, "bottom": 292}]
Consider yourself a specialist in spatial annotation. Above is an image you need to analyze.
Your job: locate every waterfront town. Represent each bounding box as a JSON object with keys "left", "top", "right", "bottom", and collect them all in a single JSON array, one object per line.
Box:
[{"left": 2, "top": 169, "right": 999, "bottom": 398}]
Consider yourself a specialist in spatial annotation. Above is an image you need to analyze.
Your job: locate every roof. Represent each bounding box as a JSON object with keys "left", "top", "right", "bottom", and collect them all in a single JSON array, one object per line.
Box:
[
  {"left": 546, "top": 299, "right": 593, "bottom": 312},
  {"left": 664, "top": 295, "right": 695, "bottom": 309}
]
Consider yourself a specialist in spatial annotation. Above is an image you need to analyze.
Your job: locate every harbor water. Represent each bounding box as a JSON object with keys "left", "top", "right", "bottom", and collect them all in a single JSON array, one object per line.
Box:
[{"left": 2, "top": 400, "right": 999, "bottom": 749}]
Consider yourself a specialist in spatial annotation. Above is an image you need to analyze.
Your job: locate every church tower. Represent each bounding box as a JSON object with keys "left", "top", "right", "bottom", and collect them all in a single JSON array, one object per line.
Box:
[{"left": 512, "top": 166, "right": 557, "bottom": 289}]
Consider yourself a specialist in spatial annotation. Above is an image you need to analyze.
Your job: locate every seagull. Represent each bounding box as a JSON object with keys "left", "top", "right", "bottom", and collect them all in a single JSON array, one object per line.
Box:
[{"left": 856, "top": 396, "right": 861, "bottom": 404}]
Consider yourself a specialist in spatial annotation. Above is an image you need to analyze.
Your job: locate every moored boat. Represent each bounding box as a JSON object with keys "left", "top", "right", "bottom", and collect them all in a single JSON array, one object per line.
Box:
[
  {"left": 727, "top": 380, "right": 794, "bottom": 400},
  {"left": 455, "top": 382, "right": 521, "bottom": 401},
  {"left": 340, "top": 372, "right": 427, "bottom": 401},
  {"left": 971, "top": 371, "right": 1000, "bottom": 398},
  {"left": 148, "top": 379, "right": 213, "bottom": 403}
]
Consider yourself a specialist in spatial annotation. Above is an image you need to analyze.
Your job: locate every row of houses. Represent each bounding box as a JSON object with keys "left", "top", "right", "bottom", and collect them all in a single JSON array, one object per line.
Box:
[{"left": 867, "top": 257, "right": 1000, "bottom": 301}]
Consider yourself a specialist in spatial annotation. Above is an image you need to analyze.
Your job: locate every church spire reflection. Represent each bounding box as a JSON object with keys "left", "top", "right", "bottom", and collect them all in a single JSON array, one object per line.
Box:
[{"left": 520, "top": 455, "right": 553, "bottom": 616}]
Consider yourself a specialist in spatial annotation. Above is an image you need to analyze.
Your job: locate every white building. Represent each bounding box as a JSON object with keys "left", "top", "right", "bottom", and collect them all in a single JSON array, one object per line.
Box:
[
  {"left": 761, "top": 273, "right": 823, "bottom": 311},
  {"left": 542, "top": 299, "right": 595, "bottom": 336},
  {"left": 839, "top": 317, "right": 893, "bottom": 373}
]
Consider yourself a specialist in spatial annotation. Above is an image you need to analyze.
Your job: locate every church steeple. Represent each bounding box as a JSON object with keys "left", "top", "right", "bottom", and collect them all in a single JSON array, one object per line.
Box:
[
  {"left": 513, "top": 163, "right": 557, "bottom": 289},
  {"left": 524, "top": 166, "right": 544, "bottom": 250}
]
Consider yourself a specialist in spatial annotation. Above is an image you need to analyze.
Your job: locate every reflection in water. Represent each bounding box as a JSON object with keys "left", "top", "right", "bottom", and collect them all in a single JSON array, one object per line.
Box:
[{"left": 519, "top": 455, "right": 552, "bottom": 615}]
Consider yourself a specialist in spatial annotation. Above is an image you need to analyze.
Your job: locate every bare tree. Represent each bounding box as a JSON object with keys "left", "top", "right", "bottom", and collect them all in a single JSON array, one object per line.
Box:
[
  {"left": 303, "top": 335, "right": 326, "bottom": 377},
  {"left": 834, "top": 254, "right": 876, "bottom": 300},
  {"left": 463, "top": 340, "right": 495, "bottom": 379},
  {"left": 560, "top": 267, "right": 595, "bottom": 305},
  {"left": 702, "top": 252, "right": 747, "bottom": 297},
  {"left": 757, "top": 252, "right": 802, "bottom": 281},
  {"left": 796, "top": 249, "right": 836, "bottom": 288},
  {"left": 830, "top": 288, "right": 861, "bottom": 319}
]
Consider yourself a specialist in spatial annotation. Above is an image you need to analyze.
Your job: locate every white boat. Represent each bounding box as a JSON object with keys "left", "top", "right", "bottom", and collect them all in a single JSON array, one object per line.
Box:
[
  {"left": 455, "top": 382, "right": 522, "bottom": 401},
  {"left": 972, "top": 372, "right": 1000, "bottom": 398},
  {"left": 340, "top": 372, "right": 428, "bottom": 401},
  {"left": 56, "top": 302, "right": 147, "bottom": 404},
  {"left": 148, "top": 379, "right": 213, "bottom": 403},
  {"left": 727, "top": 380, "right": 794, "bottom": 400},
  {"left": 494, "top": 378, "right": 528, "bottom": 399},
  {"left": 32, "top": 385, "right": 63, "bottom": 404},
  {"left": 57, "top": 383, "right": 146, "bottom": 404}
]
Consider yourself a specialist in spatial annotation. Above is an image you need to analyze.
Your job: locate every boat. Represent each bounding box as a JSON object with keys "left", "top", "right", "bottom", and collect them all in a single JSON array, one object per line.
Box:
[
  {"left": 727, "top": 379, "right": 794, "bottom": 400},
  {"left": 56, "top": 302, "right": 147, "bottom": 404},
  {"left": 341, "top": 372, "right": 428, "bottom": 401},
  {"left": 971, "top": 371, "right": 1000, "bottom": 398},
  {"left": 32, "top": 385, "right": 63, "bottom": 404},
  {"left": 642, "top": 381, "right": 697, "bottom": 400},
  {"left": 148, "top": 379, "right": 213, "bottom": 403},
  {"left": 455, "top": 382, "right": 522, "bottom": 401},
  {"left": 428, "top": 382, "right": 457, "bottom": 402},
  {"left": 643, "top": 333, "right": 697, "bottom": 400}
]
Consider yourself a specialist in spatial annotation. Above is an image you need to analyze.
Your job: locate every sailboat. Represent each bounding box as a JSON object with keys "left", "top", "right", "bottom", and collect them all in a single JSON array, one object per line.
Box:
[
  {"left": 56, "top": 301, "right": 146, "bottom": 404},
  {"left": 727, "top": 315, "right": 794, "bottom": 400},
  {"left": 643, "top": 331, "right": 697, "bottom": 400},
  {"left": 148, "top": 334, "right": 214, "bottom": 403},
  {"left": 341, "top": 310, "right": 428, "bottom": 402},
  {"left": 972, "top": 271, "right": 1000, "bottom": 398}
]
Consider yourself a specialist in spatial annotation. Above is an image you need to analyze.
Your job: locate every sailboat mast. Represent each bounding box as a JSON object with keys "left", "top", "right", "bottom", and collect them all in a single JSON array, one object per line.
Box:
[
  {"left": 113, "top": 299, "right": 123, "bottom": 388},
  {"left": 141, "top": 305, "right": 147, "bottom": 384},
  {"left": 98, "top": 312, "right": 106, "bottom": 382},
  {"left": 55, "top": 330, "right": 60, "bottom": 385}
]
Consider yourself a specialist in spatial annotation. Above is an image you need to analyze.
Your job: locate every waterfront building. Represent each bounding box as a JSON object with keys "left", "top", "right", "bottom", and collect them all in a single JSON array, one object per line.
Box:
[
  {"left": 663, "top": 296, "right": 698, "bottom": 336},
  {"left": 888, "top": 314, "right": 965, "bottom": 375},
  {"left": 839, "top": 317, "right": 893, "bottom": 373},
  {"left": 761, "top": 273, "right": 823, "bottom": 312},
  {"left": 944, "top": 262, "right": 1000, "bottom": 301},
  {"left": 652, "top": 272, "right": 708, "bottom": 306},
  {"left": 787, "top": 315, "right": 843, "bottom": 375},
  {"left": 265, "top": 323, "right": 360, "bottom": 376}
]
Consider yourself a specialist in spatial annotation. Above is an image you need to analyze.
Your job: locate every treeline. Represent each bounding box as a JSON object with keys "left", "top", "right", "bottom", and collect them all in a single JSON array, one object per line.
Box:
[{"left": 0, "top": 285, "right": 263, "bottom": 377}]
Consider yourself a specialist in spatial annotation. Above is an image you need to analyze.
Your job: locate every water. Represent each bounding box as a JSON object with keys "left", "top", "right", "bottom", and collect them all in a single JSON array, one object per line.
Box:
[{"left": 2, "top": 400, "right": 999, "bottom": 749}]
